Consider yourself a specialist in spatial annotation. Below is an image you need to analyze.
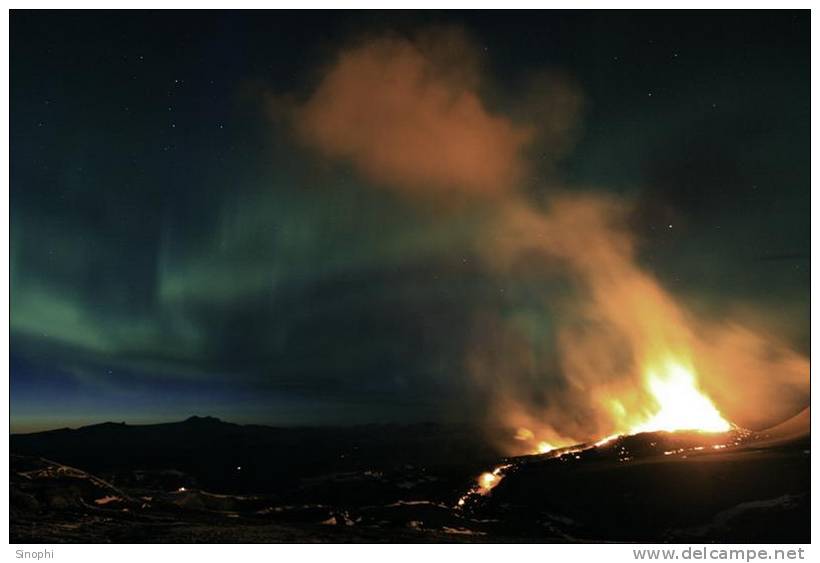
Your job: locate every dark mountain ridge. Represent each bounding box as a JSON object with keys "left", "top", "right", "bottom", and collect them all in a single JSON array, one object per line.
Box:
[{"left": 11, "top": 416, "right": 499, "bottom": 496}]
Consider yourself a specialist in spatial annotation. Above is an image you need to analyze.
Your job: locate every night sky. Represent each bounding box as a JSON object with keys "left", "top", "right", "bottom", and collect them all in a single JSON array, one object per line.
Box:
[{"left": 10, "top": 11, "right": 809, "bottom": 433}]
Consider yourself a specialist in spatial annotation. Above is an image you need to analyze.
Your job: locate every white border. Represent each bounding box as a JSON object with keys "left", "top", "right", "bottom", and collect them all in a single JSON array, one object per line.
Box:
[{"left": 2, "top": 4, "right": 814, "bottom": 559}]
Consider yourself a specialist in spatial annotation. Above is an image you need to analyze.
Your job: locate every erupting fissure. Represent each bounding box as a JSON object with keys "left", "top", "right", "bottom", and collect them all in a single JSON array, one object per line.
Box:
[
  {"left": 458, "top": 359, "right": 734, "bottom": 509},
  {"left": 514, "top": 358, "right": 731, "bottom": 456}
]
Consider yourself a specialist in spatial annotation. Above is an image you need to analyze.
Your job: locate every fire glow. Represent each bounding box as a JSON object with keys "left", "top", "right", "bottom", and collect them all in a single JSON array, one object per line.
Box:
[
  {"left": 516, "top": 358, "right": 731, "bottom": 456},
  {"left": 628, "top": 360, "right": 730, "bottom": 435}
]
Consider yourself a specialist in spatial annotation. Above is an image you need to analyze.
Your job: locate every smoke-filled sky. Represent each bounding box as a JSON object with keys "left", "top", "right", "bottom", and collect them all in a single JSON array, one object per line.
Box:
[{"left": 11, "top": 11, "right": 809, "bottom": 434}]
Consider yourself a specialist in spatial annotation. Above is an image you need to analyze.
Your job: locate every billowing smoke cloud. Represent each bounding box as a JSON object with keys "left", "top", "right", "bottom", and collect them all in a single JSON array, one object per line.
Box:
[
  {"left": 275, "top": 27, "right": 809, "bottom": 451},
  {"left": 286, "top": 29, "right": 535, "bottom": 199}
]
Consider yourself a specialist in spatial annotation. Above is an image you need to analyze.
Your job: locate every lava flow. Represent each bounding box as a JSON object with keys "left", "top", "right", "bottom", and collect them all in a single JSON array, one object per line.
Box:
[{"left": 457, "top": 464, "right": 512, "bottom": 508}]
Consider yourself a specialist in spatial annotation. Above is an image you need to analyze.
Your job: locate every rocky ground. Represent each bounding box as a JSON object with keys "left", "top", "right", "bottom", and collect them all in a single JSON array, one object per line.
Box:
[{"left": 10, "top": 414, "right": 810, "bottom": 543}]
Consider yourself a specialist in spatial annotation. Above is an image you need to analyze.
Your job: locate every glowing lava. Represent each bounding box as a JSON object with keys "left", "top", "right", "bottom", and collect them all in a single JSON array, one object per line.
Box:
[
  {"left": 478, "top": 472, "right": 499, "bottom": 490},
  {"left": 478, "top": 464, "right": 510, "bottom": 493}
]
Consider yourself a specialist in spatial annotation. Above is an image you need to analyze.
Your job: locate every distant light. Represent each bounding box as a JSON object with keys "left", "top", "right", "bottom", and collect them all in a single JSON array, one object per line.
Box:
[
  {"left": 236, "top": 466, "right": 242, "bottom": 471},
  {"left": 177, "top": 487, "right": 186, "bottom": 492}
]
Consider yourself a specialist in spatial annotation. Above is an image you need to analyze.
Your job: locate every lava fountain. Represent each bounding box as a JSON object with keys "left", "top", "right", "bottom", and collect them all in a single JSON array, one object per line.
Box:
[
  {"left": 517, "top": 358, "right": 731, "bottom": 456},
  {"left": 628, "top": 359, "right": 730, "bottom": 435}
]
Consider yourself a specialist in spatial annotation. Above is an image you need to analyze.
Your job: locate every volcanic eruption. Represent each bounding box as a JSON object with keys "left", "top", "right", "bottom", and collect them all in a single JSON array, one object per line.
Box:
[
  {"left": 469, "top": 195, "right": 808, "bottom": 459},
  {"left": 274, "top": 28, "right": 809, "bottom": 460}
]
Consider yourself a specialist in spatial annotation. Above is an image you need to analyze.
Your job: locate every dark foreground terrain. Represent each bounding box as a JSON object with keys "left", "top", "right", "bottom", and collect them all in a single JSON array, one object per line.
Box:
[{"left": 10, "top": 411, "right": 810, "bottom": 543}]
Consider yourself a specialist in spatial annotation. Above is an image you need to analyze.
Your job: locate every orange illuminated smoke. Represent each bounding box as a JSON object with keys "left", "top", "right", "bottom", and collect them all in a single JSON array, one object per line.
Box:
[{"left": 477, "top": 196, "right": 800, "bottom": 459}]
